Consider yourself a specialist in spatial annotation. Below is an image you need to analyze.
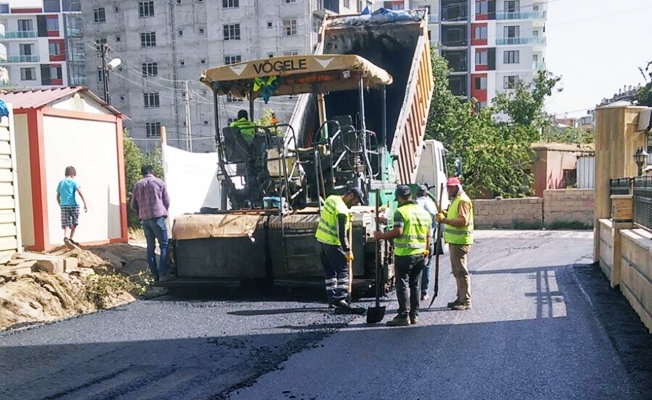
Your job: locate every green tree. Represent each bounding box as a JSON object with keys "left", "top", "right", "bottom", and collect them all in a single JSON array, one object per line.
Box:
[
  {"left": 634, "top": 82, "right": 652, "bottom": 107},
  {"left": 123, "top": 129, "right": 143, "bottom": 228}
]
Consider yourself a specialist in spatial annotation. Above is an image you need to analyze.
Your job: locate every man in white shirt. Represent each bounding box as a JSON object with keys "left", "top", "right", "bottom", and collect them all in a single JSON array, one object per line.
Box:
[{"left": 415, "top": 185, "right": 438, "bottom": 301}]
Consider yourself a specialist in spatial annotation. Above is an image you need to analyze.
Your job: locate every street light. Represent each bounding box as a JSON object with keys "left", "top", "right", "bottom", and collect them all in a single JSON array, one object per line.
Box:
[{"left": 634, "top": 147, "right": 648, "bottom": 176}]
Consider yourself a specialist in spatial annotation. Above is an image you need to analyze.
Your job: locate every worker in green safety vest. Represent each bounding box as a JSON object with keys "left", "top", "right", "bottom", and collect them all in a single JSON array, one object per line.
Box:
[
  {"left": 374, "top": 185, "right": 432, "bottom": 327},
  {"left": 436, "top": 176, "right": 474, "bottom": 311},
  {"left": 229, "top": 110, "right": 256, "bottom": 144},
  {"left": 315, "top": 187, "right": 366, "bottom": 309}
]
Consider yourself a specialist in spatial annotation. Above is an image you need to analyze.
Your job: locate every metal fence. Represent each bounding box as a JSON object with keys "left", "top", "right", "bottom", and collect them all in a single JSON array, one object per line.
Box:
[
  {"left": 633, "top": 177, "right": 652, "bottom": 230},
  {"left": 610, "top": 178, "right": 632, "bottom": 196}
]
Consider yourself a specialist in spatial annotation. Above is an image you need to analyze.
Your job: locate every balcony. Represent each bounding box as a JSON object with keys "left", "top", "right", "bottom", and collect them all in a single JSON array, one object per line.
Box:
[
  {"left": 428, "top": 14, "right": 439, "bottom": 24},
  {"left": 0, "top": 55, "right": 41, "bottom": 63},
  {"left": 496, "top": 11, "right": 546, "bottom": 20},
  {"left": 496, "top": 36, "right": 546, "bottom": 45},
  {"left": 0, "top": 31, "right": 37, "bottom": 40},
  {"left": 533, "top": 61, "right": 546, "bottom": 70}
]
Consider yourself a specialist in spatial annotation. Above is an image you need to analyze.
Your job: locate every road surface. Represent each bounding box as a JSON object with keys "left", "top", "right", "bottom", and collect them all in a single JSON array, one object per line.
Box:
[{"left": 1, "top": 231, "right": 650, "bottom": 400}]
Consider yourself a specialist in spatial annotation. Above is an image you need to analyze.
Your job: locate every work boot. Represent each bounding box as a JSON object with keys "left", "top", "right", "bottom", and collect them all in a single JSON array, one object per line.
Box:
[
  {"left": 447, "top": 299, "right": 462, "bottom": 308},
  {"left": 451, "top": 303, "right": 472, "bottom": 311},
  {"left": 409, "top": 315, "right": 419, "bottom": 325},
  {"left": 386, "top": 315, "right": 410, "bottom": 327},
  {"left": 421, "top": 293, "right": 429, "bottom": 301},
  {"left": 330, "top": 299, "right": 349, "bottom": 309}
]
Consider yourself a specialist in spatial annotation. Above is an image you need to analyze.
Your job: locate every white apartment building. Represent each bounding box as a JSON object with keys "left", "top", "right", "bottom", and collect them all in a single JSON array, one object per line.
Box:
[
  {"left": 0, "top": 0, "right": 85, "bottom": 88},
  {"left": 378, "top": 0, "right": 547, "bottom": 106},
  {"left": 83, "top": 0, "right": 372, "bottom": 153}
]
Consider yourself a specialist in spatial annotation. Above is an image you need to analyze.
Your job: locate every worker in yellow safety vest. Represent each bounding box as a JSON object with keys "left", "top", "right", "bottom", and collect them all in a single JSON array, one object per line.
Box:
[
  {"left": 374, "top": 185, "right": 432, "bottom": 326},
  {"left": 315, "top": 187, "right": 366, "bottom": 309},
  {"left": 229, "top": 110, "right": 256, "bottom": 144},
  {"left": 436, "top": 176, "right": 474, "bottom": 310}
]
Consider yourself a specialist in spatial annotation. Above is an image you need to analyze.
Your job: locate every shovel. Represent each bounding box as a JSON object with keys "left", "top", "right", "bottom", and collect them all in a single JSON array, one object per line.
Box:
[
  {"left": 429, "top": 184, "right": 445, "bottom": 309},
  {"left": 367, "top": 189, "right": 386, "bottom": 324}
]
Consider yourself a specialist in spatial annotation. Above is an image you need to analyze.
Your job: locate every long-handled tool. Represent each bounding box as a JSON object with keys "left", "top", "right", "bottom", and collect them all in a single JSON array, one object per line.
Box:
[
  {"left": 428, "top": 184, "right": 445, "bottom": 309},
  {"left": 367, "top": 189, "right": 386, "bottom": 323},
  {"left": 335, "top": 212, "right": 365, "bottom": 315}
]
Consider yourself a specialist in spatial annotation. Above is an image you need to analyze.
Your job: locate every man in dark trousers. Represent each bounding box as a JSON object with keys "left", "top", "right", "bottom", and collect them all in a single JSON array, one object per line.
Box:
[
  {"left": 130, "top": 165, "right": 171, "bottom": 282},
  {"left": 315, "top": 188, "right": 365, "bottom": 309},
  {"left": 374, "top": 185, "right": 432, "bottom": 326}
]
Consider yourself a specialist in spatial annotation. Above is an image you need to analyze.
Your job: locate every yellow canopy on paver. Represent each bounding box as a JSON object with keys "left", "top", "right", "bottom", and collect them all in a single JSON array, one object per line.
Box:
[{"left": 200, "top": 54, "right": 393, "bottom": 99}]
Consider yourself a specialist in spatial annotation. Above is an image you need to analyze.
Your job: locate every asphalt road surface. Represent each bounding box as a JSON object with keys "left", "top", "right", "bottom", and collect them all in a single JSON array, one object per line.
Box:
[{"left": 1, "top": 231, "right": 651, "bottom": 400}]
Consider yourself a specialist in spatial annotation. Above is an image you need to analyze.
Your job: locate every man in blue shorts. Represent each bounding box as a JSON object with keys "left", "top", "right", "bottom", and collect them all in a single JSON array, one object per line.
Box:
[{"left": 56, "top": 166, "right": 88, "bottom": 247}]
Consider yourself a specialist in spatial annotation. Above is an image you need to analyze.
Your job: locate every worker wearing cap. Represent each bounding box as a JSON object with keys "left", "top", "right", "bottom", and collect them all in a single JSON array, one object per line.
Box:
[
  {"left": 374, "top": 185, "right": 432, "bottom": 326},
  {"left": 437, "top": 177, "right": 474, "bottom": 310},
  {"left": 415, "top": 184, "right": 438, "bottom": 301},
  {"left": 315, "top": 187, "right": 366, "bottom": 309},
  {"left": 230, "top": 109, "right": 256, "bottom": 144}
]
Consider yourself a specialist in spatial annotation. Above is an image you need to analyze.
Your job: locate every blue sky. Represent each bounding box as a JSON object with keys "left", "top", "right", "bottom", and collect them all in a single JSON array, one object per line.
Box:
[{"left": 545, "top": 0, "right": 652, "bottom": 117}]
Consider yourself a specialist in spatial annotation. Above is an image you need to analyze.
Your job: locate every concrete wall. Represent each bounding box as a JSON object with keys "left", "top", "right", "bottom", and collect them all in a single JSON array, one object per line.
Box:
[
  {"left": 473, "top": 189, "right": 594, "bottom": 229},
  {"left": 619, "top": 229, "right": 652, "bottom": 332},
  {"left": 14, "top": 113, "right": 34, "bottom": 247}
]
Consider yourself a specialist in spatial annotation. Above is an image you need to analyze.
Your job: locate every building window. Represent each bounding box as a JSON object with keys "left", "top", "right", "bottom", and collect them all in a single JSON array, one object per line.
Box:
[
  {"left": 50, "top": 65, "right": 62, "bottom": 80},
  {"left": 140, "top": 32, "right": 157, "bottom": 47},
  {"left": 285, "top": 0, "right": 296, "bottom": 3},
  {"left": 476, "top": 1, "right": 488, "bottom": 14},
  {"left": 504, "top": 25, "right": 520, "bottom": 40},
  {"left": 284, "top": 50, "right": 299, "bottom": 56},
  {"left": 226, "top": 93, "right": 241, "bottom": 103},
  {"left": 475, "top": 51, "right": 487, "bottom": 65},
  {"left": 17, "top": 19, "right": 33, "bottom": 31},
  {"left": 178, "top": 30, "right": 183, "bottom": 37},
  {"left": 504, "top": 0, "right": 519, "bottom": 13},
  {"left": 474, "top": 26, "right": 487, "bottom": 40},
  {"left": 49, "top": 42, "right": 61, "bottom": 56},
  {"left": 146, "top": 122, "right": 161, "bottom": 138},
  {"left": 222, "top": 0, "right": 239, "bottom": 8},
  {"left": 474, "top": 76, "right": 487, "bottom": 90},
  {"left": 139, "top": 1, "right": 155, "bottom": 17},
  {"left": 283, "top": 19, "right": 297, "bottom": 36},
  {"left": 97, "top": 70, "right": 103, "bottom": 82},
  {"left": 94, "top": 8, "right": 106, "bottom": 23},
  {"left": 62, "top": 0, "right": 81, "bottom": 12},
  {"left": 198, "top": 28, "right": 204, "bottom": 34},
  {"left": 224, "top": 55, "right": 241, "bottom": 65},
  {"left": 44, "top": 0, "right": 60, "bottom": 12},
  {"left": 19, "top": 44, "right": 34, "bottom": 56},
  {"left": 144, "top": 92, "right": 160, "bottom": 107},
  {"left": 0, "top": 4, "right": 8, "bottom": 13},
  {"left": 343, "top": 0, "right": 350, "bottom": 8},
  {"left": 141, "top": 62, "right": 158, "bottom": 77},
  {"left": 46, "top": 16, "right": 59, "bottom": 32},
  {"left": 504, "top": 50, "right": 519, "bottom": 64},
  {"left": 503, "top": 75, "right": 518, "bottom": 89},
  {"left": 223, "top": 24, "right": 240, "bottom": 40},
  {"left": 20, "top": 67, "right": 36, "bottom": 81}
]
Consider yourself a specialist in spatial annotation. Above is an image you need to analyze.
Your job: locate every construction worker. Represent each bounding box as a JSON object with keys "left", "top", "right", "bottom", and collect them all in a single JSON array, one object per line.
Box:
[
  {"left": 315, "top": 188, "right": 366, "bottom": 309},
  {"left": 437, "top": 177, "right": 474, "bottom": 310},
  {"left": 415, "top": 184, "right": 438, "bottom": 301},
  {"left": 374, "top": 185, "right": 432, "bottom": 326},
  {"left": 229, "top": 109, "right": 256, "bottom": 144}
]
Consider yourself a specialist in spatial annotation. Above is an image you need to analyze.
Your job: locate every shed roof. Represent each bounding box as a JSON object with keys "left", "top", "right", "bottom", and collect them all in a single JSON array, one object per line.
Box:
[
  {"left": 531, "top": 142, "right": 595, "bottom": 152},
  {"left": 0, "top": 87, "right": 122, "bottom": 116}
]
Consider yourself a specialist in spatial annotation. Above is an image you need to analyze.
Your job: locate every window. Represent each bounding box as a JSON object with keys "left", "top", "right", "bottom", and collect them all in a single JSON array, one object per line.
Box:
[
  {"left": 504, "top": 0, "right": 519, "bottom": 13},
  {"left": 285, "top": 0, "right": 296, "bottom": 3},
  {"left": 46, "top": 16, "right": 59, "bottom": 32},
  {"left": 223, "top": 24, "right": 240, "bottom": 40},
  {"left": 17, "top": 19, "right": 33, "bottom": 31},
  {"left": 144, "top": 92, "right": 160, "bottom": 107},
  {"left": 116, "top": 36, "right": 121, "bottom": 42},
  {"left": 226, "top": 93, "right": 241, "bottom": 103},
  {"left": 115, "top": 6, "right": 119, "bottom": 12},
  {"left": 200, "top": 59, "right": 206, "bottom": 64},
  {"left": 267, "top": 22, "right": 273, "bottom": 28},
  {"left": 20, "top": 67, "right": 36, "bottom": 81},
  {"left": 140, "top": 32, "right": 156, "bottom": 47},
  {"left": 284, "top": 50, "right": 299, "bottom": 56},
  {"left": 146, "top": 122, "right": 161, "bottom": 138},
  {"left": 475, "top": 51, "right": 487, "bottom": 65},
  {"left": 138, "top": 1, "right": 155, "bottom": 17},
  {"left": 475, "top": 1, "right": 488, "bottom": 14},
  {"left": 94, "top": 8, "right": 106, "bottom": 23},
  {"left": 180, "top": 59, "right": 185, "bottom": 66},
  {"left": 43, "top": 0, "right": 60, "bottom": 12},
  {"left": 504, "top": 25, "right": 519, "bottom": 38},
  {"left": 178, "top": 30, "right": 183, "bottom": 37},
  {"left": 474, "top": 76, "right": 487, "bottom": 90},
  {"left": 97, "top": 70, "right": 104, "bottom": 82},
  {"left": 49, "top": 42, "right": 61, "bottom": 56},
  {"left": 141, "top": 62, "right": 158, "bottom": 77},
  {"left": 222, "top": 0, "right": 239, "bottom": 8},
  {"left": 224, "top": 55, "right": 241, "bottom": 65},
  {"left": 198, "top": 28, "right": 204, "bottom": 34},
  {"left": 474, "top": 26, "right": 487, "bottom": 40},
  {"left": 504, "top": 50, "right": 519, "bottom": 64},
  {"left": 62, "top": 0, "right": 82, "bottom": 12},
  {"left": 19, "top": 44, "right": 33, "bottom": 56},
  {"left": 50, "top": 65, "right": 62, "bottom": 80},
  {"left": 0, "top": 4, "right": 9, "bottom": 13},
  {"left": 343, "top": 0, "right": 350, "bottom": 8},
  {"left": 283, "top": 19, "right": 297, "bottom": 36},
  {"left": 503, "top": 75, "right": 518, "bottom": 89}
]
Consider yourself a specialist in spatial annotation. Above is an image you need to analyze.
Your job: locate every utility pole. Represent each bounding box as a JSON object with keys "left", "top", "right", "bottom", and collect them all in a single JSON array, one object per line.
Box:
[
  {"left": 184, "top": 80, "right": 192, "bottom": 152},
  {"left": 96, "top": 40, "right": 111, "bottom": 105}
]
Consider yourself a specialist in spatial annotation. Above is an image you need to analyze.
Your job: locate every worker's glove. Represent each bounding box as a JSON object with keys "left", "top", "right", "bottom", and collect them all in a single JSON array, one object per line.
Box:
[
  {"left": 423, "top": 249, "right": 430, "bottom": 258},
  {"left": 345, "top": 252, "right": 354, "bottom": 262},
  {"left": 436, "top": 213, "right": 446, "bottom": 223}
]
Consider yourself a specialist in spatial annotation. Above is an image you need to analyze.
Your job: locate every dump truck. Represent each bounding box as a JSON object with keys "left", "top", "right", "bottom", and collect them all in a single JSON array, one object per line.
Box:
[{"left": 166, "top": 8, "right": 442, "bottom": 294}]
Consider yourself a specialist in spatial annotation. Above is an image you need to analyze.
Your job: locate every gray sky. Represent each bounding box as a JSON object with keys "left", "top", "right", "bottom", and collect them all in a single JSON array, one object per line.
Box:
[
  {"left": 8, "top": 0, "right": 652, "bottom": 117},
  {"left": 545, "top": 0, "right": 652, "bottom": 117}
]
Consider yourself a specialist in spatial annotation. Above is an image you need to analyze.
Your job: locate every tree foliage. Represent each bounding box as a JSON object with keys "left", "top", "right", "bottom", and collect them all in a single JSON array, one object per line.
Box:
[
  {"left": 634, "top": 82, "right": 652, "bottom": 107},
  {"left": 425, "top": 52, "right": 561, "bottom": 198}
]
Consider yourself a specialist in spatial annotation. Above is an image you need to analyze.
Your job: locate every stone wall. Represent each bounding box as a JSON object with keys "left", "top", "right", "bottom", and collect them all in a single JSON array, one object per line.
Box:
[
  {"left": 619, "top": 229, "right": 652, "bottom": 332},
  {"left": 543, "top": 189, "right": 594, "bottom": 227}
]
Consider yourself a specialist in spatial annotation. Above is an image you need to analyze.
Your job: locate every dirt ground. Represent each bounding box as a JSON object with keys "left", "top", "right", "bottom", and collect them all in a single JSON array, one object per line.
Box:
[{"left": 0, "top": 239, "right": 162, "bottom": 332}]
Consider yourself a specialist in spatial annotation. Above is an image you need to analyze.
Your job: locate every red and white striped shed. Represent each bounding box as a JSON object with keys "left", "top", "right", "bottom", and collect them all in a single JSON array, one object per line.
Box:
[{"left": 0, "top": 87, "right": 127, "bottom": 251}]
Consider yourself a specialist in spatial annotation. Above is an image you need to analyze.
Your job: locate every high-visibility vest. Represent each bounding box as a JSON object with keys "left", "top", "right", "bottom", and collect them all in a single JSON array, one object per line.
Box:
[
  {"left": 443, "top": 192, "right": 474, "bottom": 245},
  {"left": 315, "top": 195, "right": 350, "bottom": 246},
  {"left": 393, "top": 203, "right": 432, "bottom": 256},
  {"left": 230, "top": 118, "right": 256, "bottom": 143}
]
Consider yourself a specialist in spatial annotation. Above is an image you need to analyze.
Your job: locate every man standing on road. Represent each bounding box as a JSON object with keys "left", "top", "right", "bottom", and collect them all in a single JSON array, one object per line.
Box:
[
  {"left": 415, "top": 185, "right": 438, "bottom": 301},
  {"left": 315, "top": 188, "right": 365, "bottom": 309},
  {"left": 375, "top": 185, "right": 432, "bottom": 326},
  {"left": 131, "top": 165, "right": 171, "bottom": 282},
  {"left": 437, "top": 177, "right": 474, "bottom": 310}
]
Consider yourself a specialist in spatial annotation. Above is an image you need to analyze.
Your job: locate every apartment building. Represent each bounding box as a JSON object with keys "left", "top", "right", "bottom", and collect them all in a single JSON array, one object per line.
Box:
[
  {"left": 379, "top": 0, "right": 547, "bottom": 107},
  {"left": 83, "top": 0, "right": 371, "bottom": 153},
  {"left": 0, "top": 0, "right": 85, "bottom": 88}
]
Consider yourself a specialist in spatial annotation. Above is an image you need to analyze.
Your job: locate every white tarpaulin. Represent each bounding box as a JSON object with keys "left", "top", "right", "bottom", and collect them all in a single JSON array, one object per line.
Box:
[{"left": 162, "top": 144, "right": 222, "bottom": 223}]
